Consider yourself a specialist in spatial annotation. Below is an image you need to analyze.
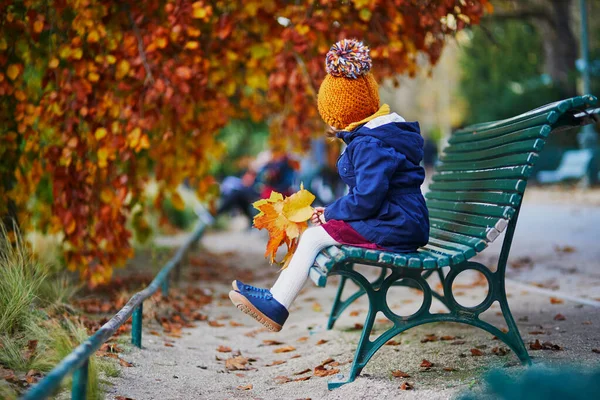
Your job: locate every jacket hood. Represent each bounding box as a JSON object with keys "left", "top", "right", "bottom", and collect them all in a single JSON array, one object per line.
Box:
[{"left": 337, "top": 113, "right": 424, "bottom": 165}]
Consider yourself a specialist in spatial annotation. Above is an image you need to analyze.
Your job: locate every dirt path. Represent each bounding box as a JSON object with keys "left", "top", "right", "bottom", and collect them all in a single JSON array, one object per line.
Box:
[{"left": 107, "top": 198, "right": 600, "bottom": 400}]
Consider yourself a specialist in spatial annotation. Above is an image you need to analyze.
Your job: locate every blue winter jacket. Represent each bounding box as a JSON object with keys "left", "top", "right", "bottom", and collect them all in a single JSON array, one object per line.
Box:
[{"left": 323, "top": 113, "right": 430, "bottom": 253}]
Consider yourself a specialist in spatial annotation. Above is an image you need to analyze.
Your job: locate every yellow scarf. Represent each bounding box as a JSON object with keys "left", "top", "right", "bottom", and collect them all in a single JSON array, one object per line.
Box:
[{"left": 343, "top": 104, "right": 391, "bottom": 132}]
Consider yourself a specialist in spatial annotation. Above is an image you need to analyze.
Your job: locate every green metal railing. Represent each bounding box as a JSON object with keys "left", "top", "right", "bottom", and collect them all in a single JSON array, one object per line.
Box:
[{"left": 21, "top": 221, "right": 207, "bottom": 400}]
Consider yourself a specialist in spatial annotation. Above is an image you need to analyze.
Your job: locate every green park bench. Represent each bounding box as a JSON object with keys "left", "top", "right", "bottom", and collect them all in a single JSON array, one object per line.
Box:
[{"left": 308, "top": 94, "right": 599, "bottom": 389}]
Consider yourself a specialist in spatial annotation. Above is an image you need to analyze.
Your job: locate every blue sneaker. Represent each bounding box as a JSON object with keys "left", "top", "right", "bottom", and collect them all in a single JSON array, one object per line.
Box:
[
  {"left": 231, "top": 280, "right": 269, "bottom": 294},
  {"left": 229, "top": 289, "right": 288, "bottom": 332}
]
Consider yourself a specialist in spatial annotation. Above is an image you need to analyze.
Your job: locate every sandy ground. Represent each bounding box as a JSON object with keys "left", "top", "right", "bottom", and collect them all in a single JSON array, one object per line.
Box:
[{"left": 107, "top": 189, "right": 600, "bottom": 400}]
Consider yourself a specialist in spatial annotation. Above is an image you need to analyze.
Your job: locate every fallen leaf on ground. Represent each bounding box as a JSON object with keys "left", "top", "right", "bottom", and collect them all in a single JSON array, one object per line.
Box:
[
  {"left": 115, "top": 396, "right": 134, "bottom": 400},
  {"left": 554, "top": 313, "right": 566, "bottom": 321},
  {"left": 451, "top": 340, "right": 466, "bottom": 345},
  {"left": 274, "top": 345, "right": 296, "bottom": 353},
  {"left": 294, "top": 368, "right": 311, "bottom": 375},
  {"left": 225, "top": 356, "right": 249, "bottom": 370},
  {"left": 294, "top": 376, "right": 311, "bottom": 381},
  {"left": 316, "top": 339, "right": 328, "bottom": 345},
  {"left": 235, "top": 373, "right": 245, "bottom": 377},
  {"left": 274, "top": 375, "right": 291, "bottom": 384},
  {"left": 549, "top": 297, "right": 564, "bottom": 304},
  {"left": 400, "top": 382, "right": 413, "bottom": 390},
  {"left": 386, "top": 340, "right": 401, "bottom": 346},
  {"left": 297, "top": 336, "right": 308, "bottom": 342},
  {"left": 530, "top": 339, "right": 563, "bottom": 351},
  {"left": 244, "top": 327, "right": 270, "bottom": 337},
  {"left": 119, "top": 358, "right": 134, "bottom": 367},
  {"left": 149, "top": 330, "right": 161, "bottom": 336},
  {"left": 266, "top": 360, "right": 286, "bottom": 366},
  {"left": 443, "top": 367, "right": 456, "bottom": 372},
  {"left": 349, "top": 310, "right": 360, "bottom": 317},
  {"left": 392, "top": 370, "right": 410, "bottom": 378},
  {"left": 319, "top": 358, "right": 334, "bottom": 366},
  {"left": 440, "top": 335, "right": 456, "bottom": 341},
  {"left": 353, "top": 323, "right": 364, "bottom": 330},
  {"left": 470, "top": 348, "right": 484, "bottom": 356},
  {"left": 420, "top": 359, "right": 433, "bottom": 368},
  {"left": 164, "top": 343, "right": 174, "bottom": 347},
  {"left": 492, "top": 347, "right": 510, "bottom": 356},
  {"left": 421, "top": 334, "right": 438, "bottom": 343},
  {"left": 314, "top": 365, "right": 340, "bottom": 377},
  {"left": 262, "top": 340, "right": 284, "bottom": 346},
  {"left": 237, "top": 384, "right": 253, "bottom": 390},
  {"left": 592, "top": 349, "right": 600, "bottom": 354},
  {"left": 217, "top": 345, "right": 232, "bottom": 352},
  {"left": 529, "top": 331, "right": 545, "bottom": 335},
  {"left": 290, "top": 354, "right": 301, "bottom": 359},
  {"left": 554, "top": 245, "right": 576, "bottom": 253},
  {"left": 208, "top": 320, "right": 225, "bottom": 327},
  {"left": 312, "top": 302, "right": 322, "bottom": 312},
  {"left": 229, "top": 321, "right": 244, "bottom": 327}
]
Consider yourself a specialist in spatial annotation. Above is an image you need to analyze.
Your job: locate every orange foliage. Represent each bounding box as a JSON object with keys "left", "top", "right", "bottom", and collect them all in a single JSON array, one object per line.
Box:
[{"left": 0, "top": 0, "right": 491, "bottom": 285}]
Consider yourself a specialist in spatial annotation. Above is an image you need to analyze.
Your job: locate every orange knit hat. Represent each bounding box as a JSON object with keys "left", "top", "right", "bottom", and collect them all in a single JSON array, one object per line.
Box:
[{"left": 317, "top": 39, "right": 380, "bottom": 130}]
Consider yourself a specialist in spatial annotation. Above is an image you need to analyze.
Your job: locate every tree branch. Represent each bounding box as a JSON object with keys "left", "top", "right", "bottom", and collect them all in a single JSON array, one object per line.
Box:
[{"left": 127, "top": 8, "right": 155, "bottom": 85}]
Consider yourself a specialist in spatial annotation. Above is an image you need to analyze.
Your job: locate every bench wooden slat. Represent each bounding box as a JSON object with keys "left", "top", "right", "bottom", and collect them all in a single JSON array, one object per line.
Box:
[
  {"left": 427, "top": 199, "right": 515, "bottom": 219},
  {"left": 452, "top": 99, "right": 573, "bottom": 136},
  {"left": 428, "top": 209, "right": 508, "bottom": 232},
  {"left": 427, "top": 237, "right": 477, "bottom": 259},
  {"left": 433, "top": 166, "right": 532, "bottom": 182},
  {"left": 426, "top": 191, "right": 522, "bottom": 207},
  {"left": 430, "top": 218, "right": 500, "bottom": 242},
  {"left": 436, "top": 153, "right": 538, "bottom": 172},
  {"left": 446, "top": 125, "right": 551, "bottom": 151},
  {"left": 428, "top": 179, "right": 527, "bottom": 193},
  {"left": 309, "top": 265, "right": 328, "bottom": 287},
  {"left": 440, "top": 139, "right": 545, "bottom": 163},
  {"left": 414, "top": 252, "right": 439, "bottom": 269},
  {"left": 421, "top": 245, "right": 463, "bottom": 265},
  {"left": 430, "top": 227, "right": 487, "bottom": 252}
]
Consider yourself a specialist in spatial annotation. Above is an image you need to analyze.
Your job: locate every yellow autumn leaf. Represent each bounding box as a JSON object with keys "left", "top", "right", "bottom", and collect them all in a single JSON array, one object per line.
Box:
[
  {"left": 95, "top": 127, "right": 108, "bottom": 140},
  {"left": 7, "top": 64, "right": 20, "bottom": 81},
  {"left": 252, "top": 188, "right": 315, "bottom": 268},
  {"left": 115, "top": 59, "right": 130, "bottom": 80},
  {"left": 33, "top": 20, "right": 44, "bottom": 33},
  {"left": 49, "top": 58, "right": 59, "bottom": 69},
  {"left": 97, "top": 147, "right": 109, "bottom": 168},
  {"left": 171, "top": 192, "right": 185, "bottom": 211}
]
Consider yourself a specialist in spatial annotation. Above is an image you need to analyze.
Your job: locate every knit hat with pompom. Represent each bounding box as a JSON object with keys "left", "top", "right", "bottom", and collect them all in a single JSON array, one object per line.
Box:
[{"left": 317, "top": 39, "right": 380, "bottom": 130}]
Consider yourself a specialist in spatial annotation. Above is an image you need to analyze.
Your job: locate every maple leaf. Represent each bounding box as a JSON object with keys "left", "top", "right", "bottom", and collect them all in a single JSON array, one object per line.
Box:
[{"left": 253, "top": 186, "right": 315, "bottom": 268}]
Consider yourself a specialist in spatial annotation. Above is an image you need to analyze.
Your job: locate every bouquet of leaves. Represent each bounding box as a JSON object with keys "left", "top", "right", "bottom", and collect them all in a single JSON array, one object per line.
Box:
[{"left": 252, "top": 185, "right": 315, "bottom": 269}]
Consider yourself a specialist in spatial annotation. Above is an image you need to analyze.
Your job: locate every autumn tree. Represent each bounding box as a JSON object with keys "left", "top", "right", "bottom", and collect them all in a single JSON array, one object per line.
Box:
[{"left": 0, "top": 0, "right": 491, "bottom": 285}]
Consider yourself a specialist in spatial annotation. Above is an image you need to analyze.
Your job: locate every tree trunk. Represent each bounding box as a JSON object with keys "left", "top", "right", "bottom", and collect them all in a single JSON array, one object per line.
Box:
[{"left": 533, "top": 0, "right": 578, "bottom": 97}]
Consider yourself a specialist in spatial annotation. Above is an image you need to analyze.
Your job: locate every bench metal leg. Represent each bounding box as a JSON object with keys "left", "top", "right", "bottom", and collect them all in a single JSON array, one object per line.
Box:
[
  {"left": 326, "top": 259, "right": 530, "bottom": 390},
  {"left": 327, "top": 265, "right": 387, "bottom": 330}
]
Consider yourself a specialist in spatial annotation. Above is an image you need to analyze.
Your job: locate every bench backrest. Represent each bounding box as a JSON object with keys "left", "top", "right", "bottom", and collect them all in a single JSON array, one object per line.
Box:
[{"left": 426, "top": 95, "right": 598, "bottom": 254}]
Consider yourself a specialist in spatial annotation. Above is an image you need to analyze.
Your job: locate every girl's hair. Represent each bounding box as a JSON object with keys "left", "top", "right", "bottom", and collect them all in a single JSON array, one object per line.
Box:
[{"left": 325, "top": 125, "right": 340, "bottom": 138}]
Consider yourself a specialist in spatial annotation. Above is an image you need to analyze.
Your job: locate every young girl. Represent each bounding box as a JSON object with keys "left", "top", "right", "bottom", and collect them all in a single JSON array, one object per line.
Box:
[{"left": 229, "top": 39, "right": 429, "bottom": 332}]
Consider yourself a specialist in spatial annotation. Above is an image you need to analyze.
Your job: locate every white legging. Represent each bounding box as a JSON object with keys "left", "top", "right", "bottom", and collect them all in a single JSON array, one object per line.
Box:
[{"left": 270, "top": 226, "right": 340, "bottom": 309}]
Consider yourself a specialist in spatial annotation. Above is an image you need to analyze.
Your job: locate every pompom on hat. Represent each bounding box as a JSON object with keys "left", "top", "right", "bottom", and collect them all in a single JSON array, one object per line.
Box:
[{"left": 317, "top": 39, "right": 380, "bottom": 130}]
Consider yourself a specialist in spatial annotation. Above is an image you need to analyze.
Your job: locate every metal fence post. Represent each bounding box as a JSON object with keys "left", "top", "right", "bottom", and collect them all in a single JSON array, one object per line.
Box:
[
  {"left": 132, "top": 303, "right": 143, "bottom": 348},
  {"left": 71, "top": 359, "right": 89, "bottom": 400},
  {"left": 161, "top": 275, "right": 169, "bottom": 297}
]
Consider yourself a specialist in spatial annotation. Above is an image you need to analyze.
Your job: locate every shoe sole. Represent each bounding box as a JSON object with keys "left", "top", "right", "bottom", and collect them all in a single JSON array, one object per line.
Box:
[{"left": 229, "top": 290, "right": 282, "bottom": 332}]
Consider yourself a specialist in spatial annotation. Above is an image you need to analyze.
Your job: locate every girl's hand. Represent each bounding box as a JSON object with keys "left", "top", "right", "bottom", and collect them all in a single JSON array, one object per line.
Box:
[{"left": 311, "top": 207, "right": 326, "bottom": 225}]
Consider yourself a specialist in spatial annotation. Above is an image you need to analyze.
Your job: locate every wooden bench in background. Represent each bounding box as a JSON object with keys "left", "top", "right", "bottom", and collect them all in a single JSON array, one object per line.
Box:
[{"left": 309, "top": 94, "right": 599, "bottom": 389}]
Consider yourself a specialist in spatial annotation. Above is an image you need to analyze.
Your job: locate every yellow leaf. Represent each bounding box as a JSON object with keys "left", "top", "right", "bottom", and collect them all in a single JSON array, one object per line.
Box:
[
  {"left": 100, "top": 188, "right": 113, "bottom": 203},
  {"left": 66, "top": 219, "right": 76, "bottom": 235},
  {"left": 156, "top": 37, "right": 168, "bottom": 49},
  {"left": 7, "top": 64, "right": 20, "bottom": 81},
  {"left": 49, "top": 58, "right": 59, "bottom": 69},
  {"left": 88, "top": 71, "right": 100, "bottom": 82},
  {"left": 95, "top": 127, "right": 108, "bottom": 140},
  {"left": 283, "top": 186, "right": 315, "bottom": 222},
  {"left": 252, "top": 188, "right": 315, "bottom": 267},
  {"left": 116, "top": 59, "right": 130, "bottom": 80},
  {"left": 0, "top": 38, "right": 7, "bottom": 51},
  {"left": 171, "top": 192, "right": 185, "bottom": 211},
  {"left": 87, "top": 30, "right": 100, "bottom": 43},
  {"left": 185, "top": 41, "right": 199, "bottom": 50},
  {"left": 106, "top": 55, "right": 116, "bottom": 64},
  {"left": 72, "top": 47, "right": 83, "bottom": 60},
  {"left": 98, "top": 147, "right": 109, "bottom": 168},
  {"left": 33, "top": 20, "right": 44, "bottom": 33}
]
